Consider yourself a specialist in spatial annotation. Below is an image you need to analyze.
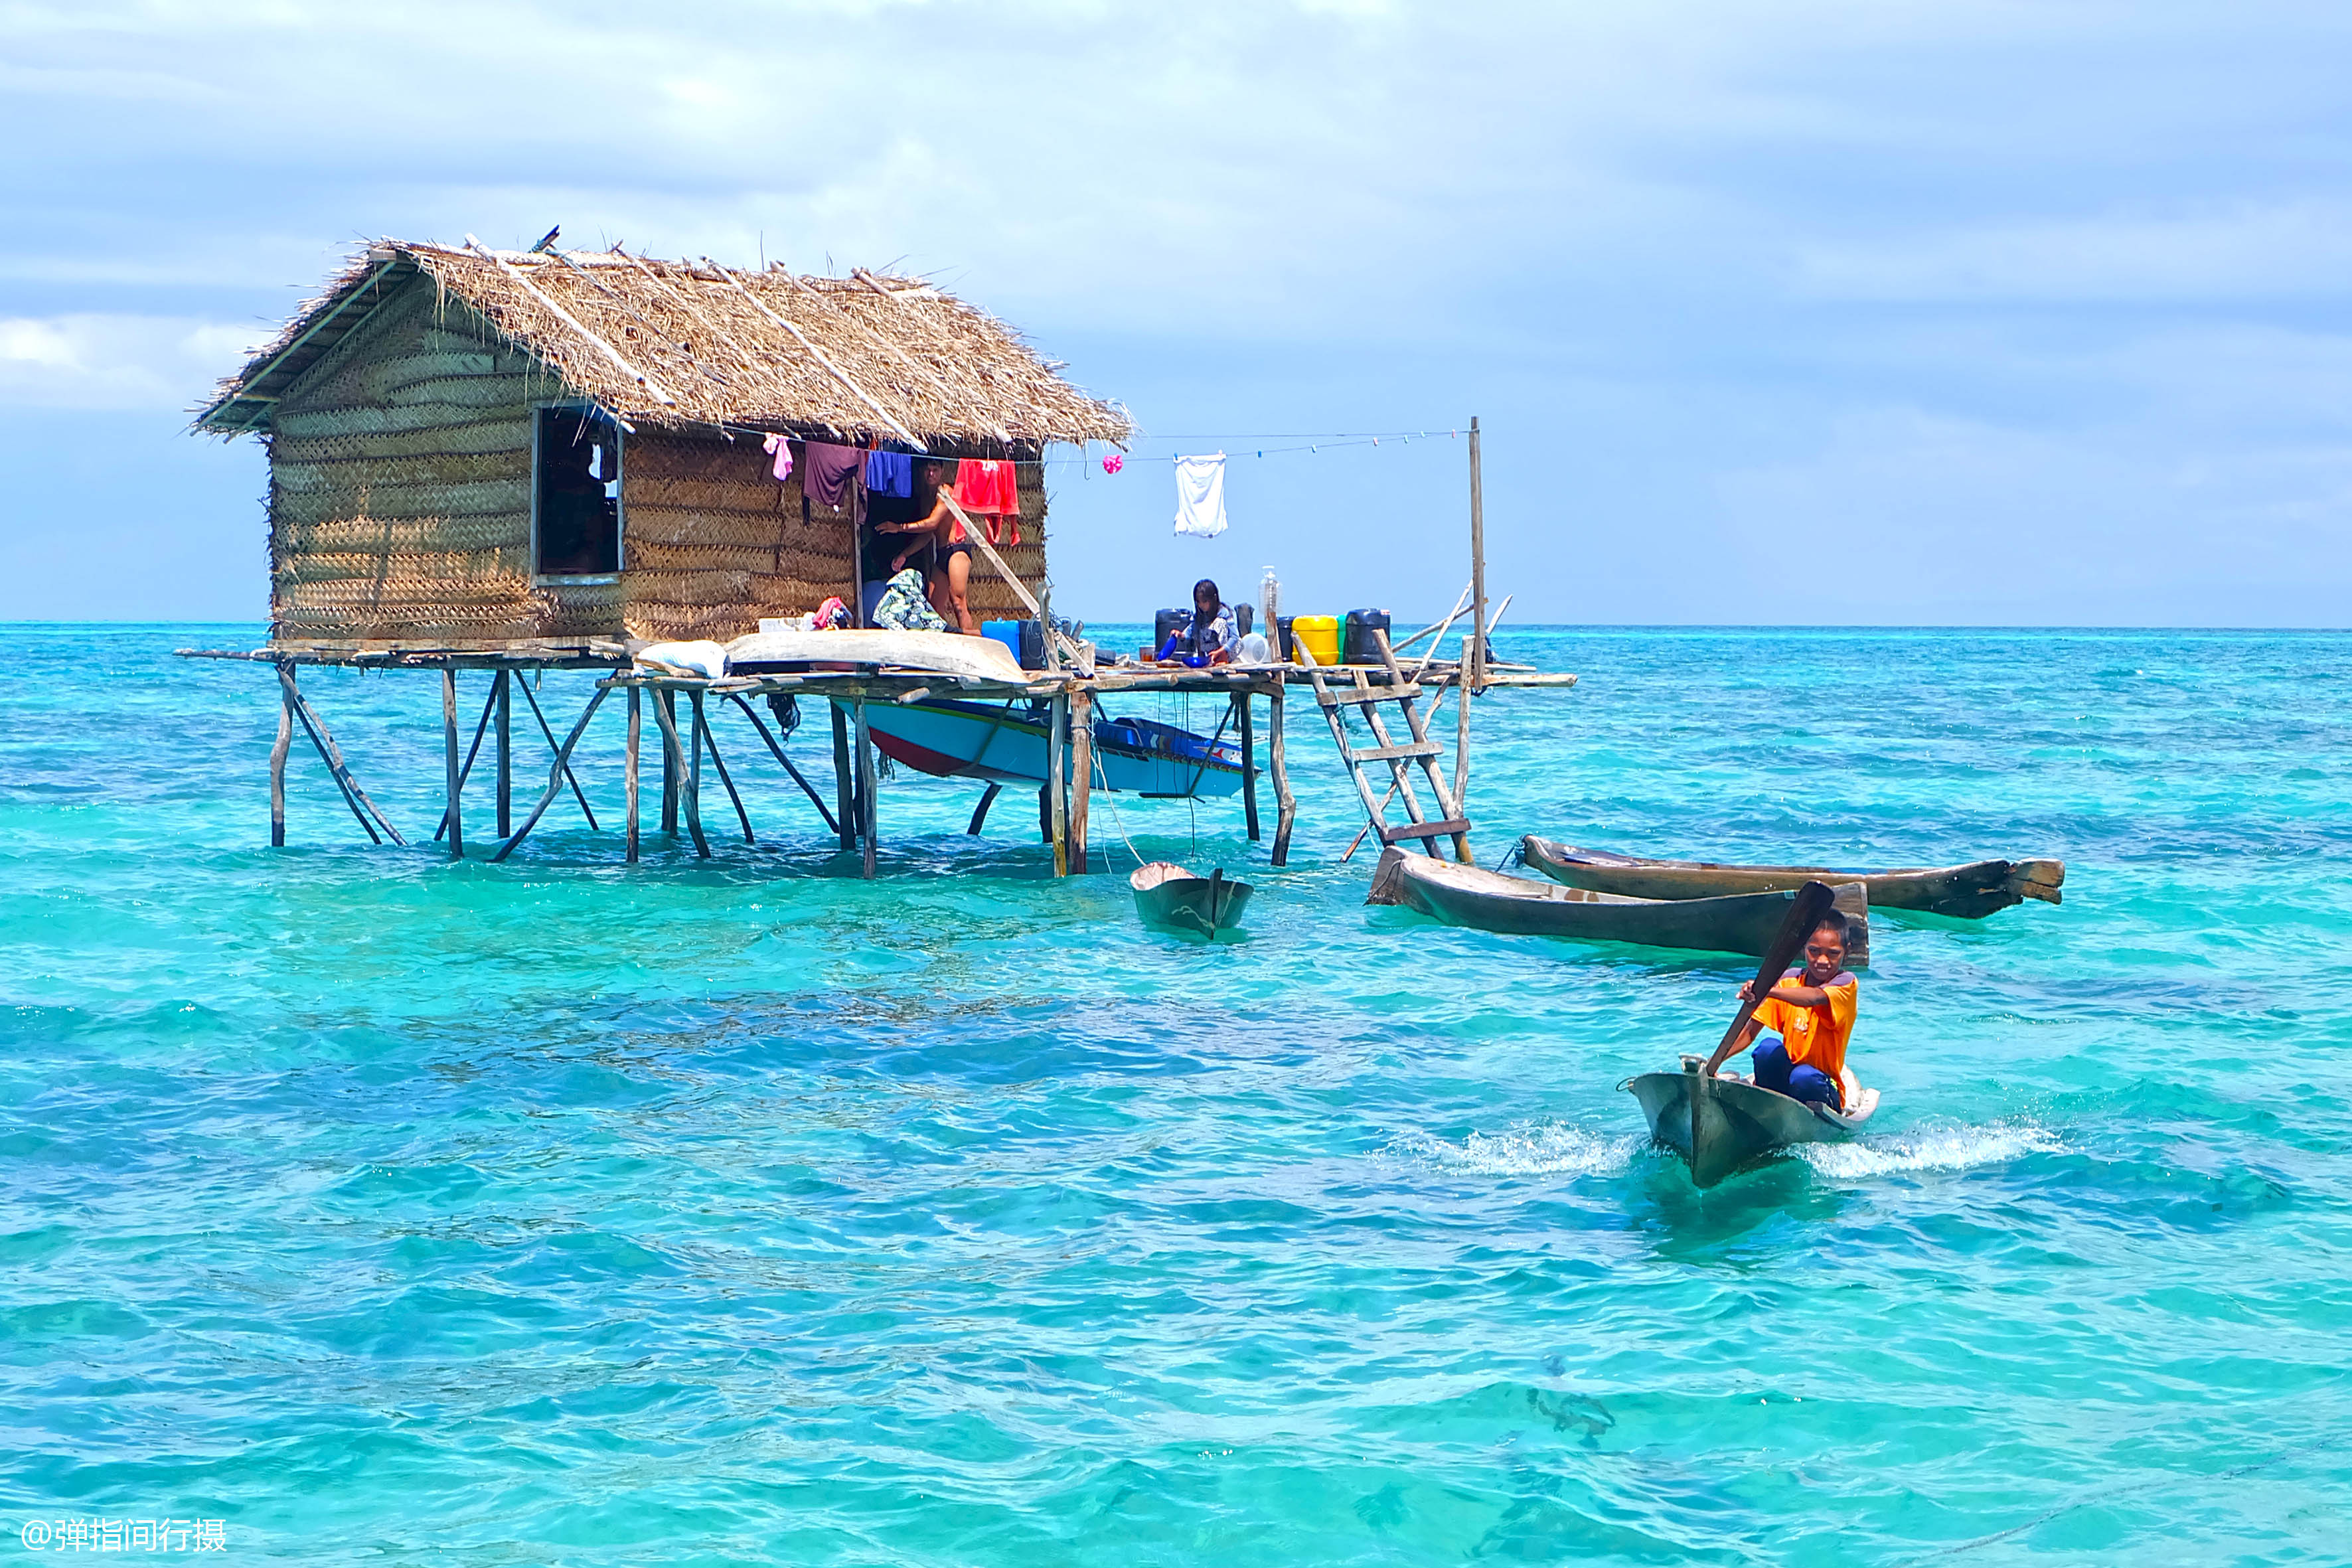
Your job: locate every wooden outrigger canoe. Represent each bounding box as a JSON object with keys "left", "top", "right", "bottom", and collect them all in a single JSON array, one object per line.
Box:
[
  {"left": 1520, "top": 836, "right": 2063, "bottom": 919},
  {"left": 1625, "top": 1056, "right": 1880, "bottom": 1186},
  {"left": 1131, "top": 862, "right": 1253, "bottom": 938},
  {"left": 1368, "top": 848, "right": 1869, "bottom": 963}
]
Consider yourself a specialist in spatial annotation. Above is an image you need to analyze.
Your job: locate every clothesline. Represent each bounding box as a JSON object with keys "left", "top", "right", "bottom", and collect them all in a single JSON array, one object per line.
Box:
[{"left": 706, "top": 422, "right": 1457, "bottom": 471}]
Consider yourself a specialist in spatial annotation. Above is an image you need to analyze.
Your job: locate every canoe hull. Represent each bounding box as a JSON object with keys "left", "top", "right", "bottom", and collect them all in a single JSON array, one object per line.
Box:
[
  {"left": 1133, "top": 876, "right": 1253, "bottom": 937},
  {"left": 847, "top": 698, "right": 1249, "bottom": 798},
  {"left": 1368, "top": 848, "right": 1869, "bottom": 963},
  {"left": 1627, "top": 1067, "right": 1865, "bottom": 1186},
  {"left": 1522, "top": 836, "right": 2062, "bottom": 919}
]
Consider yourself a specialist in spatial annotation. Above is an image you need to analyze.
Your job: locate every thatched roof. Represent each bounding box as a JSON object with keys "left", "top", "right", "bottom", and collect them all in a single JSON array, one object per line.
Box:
[{"left": 196, "top": 237, "right": 1133, "bottom": 448}]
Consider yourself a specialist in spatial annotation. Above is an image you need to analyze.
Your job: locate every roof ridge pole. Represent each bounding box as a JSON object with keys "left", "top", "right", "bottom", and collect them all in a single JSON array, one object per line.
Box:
[
  {"left": 704, "top": 259, "right": 928, "bottom": 449},
  {"left": 463, "top": 235, "right": 676, "bottom": 407}
]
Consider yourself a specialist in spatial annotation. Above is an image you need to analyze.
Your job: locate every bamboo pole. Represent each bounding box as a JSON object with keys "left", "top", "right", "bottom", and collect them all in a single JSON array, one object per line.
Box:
[
  {"left": 625, "top": 686, "right": 641, "bottom": 864},
  {"left": 967, "top": 781, "right": 1002, "bottom": 836},
  {"left": 491, "top": 686, "right": 611, "bottom": 862},
  {"left": 1269, "top": 678, "right": 1296, "bottom": 868},
  {"left": 646, "top": 686, "right": 710, "bottom": 857},
  {"left": 441, "top": 668, "right": 464, "bottom": 860},
  {"left": 726, "top": 692, "right": 839, "bottom": 836},
  {"left": 495, "top": 669, "right": 512, "bottom": 839},
  {"left": 1459, "top": 416, "right": 1486, "bottom": 809},
  {"left": 270, "top": 674, "right": 291, "bottom": 848},
  {"left": 684, "top": 690, "right": 708, "bottom": 854},
  {"left": 692, "top": 691, "right": 755, "bottom": 844},
  {"left": 1237, "top": 691, "right": 1260, "bottom": 842},
  {"left": 1069, "top": 686, "right": 1093, "bottom": 874}
]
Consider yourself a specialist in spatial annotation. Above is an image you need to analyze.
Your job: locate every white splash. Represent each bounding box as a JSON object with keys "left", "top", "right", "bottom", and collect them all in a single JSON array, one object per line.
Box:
[
  {"left": 1389, "top": 1122, "right": 1642, "bottom": 1178},
  {"left": 1798, "top": 1120, "right": 2060, "bottom": 1178}
]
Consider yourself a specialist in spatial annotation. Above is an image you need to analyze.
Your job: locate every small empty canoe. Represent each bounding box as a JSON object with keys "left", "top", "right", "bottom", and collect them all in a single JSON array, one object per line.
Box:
[
  {"left": 1520, "top": 836, "right": 2063, "bottom": 919},
  {"left": 1131, "top": 862, "right": 1253, "bottom": 937},
  {"left": 1626, "top": 1056, "right": 1881, "bottom": 1186},
  {"left": 1368, "top": 848, "right": 1868, "bottom": 964}
]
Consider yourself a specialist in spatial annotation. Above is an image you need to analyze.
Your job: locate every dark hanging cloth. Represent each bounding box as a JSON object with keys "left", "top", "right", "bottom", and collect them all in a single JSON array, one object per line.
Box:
[
  {"left": 803, "top": 441, "right": 863, "bottom": 510},
  {"left": 864, "top": 449, "right": 914, "bottom": 499}
]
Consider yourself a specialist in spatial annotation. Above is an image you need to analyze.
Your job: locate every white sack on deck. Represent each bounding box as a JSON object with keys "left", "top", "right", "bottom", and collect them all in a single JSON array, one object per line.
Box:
[
  {"left": 634, "top": 640, "right": 729, "bottom": 679},
  {"left": 1174, "top": 453, "right": 1228, "bottom": 538}
]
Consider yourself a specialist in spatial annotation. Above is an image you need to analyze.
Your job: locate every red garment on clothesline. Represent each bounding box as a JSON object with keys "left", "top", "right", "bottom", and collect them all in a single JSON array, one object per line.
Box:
[{"left": 955, "top": 459, "right": 1018, "bottom": 516}]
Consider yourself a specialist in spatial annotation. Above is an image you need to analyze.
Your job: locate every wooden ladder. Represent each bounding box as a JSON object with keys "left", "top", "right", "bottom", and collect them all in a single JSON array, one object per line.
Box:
[{"left": 1304, "top": 630, "right": 1473, "bottom": 862}]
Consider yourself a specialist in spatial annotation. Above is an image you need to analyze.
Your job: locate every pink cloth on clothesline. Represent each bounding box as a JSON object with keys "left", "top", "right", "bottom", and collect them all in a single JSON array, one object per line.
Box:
[
  {"left": 1102, "top": 454, "right": 1124, "bottom": 475},
  {"left": 760, "top": 433, "right": 793, "bottom": 482}
]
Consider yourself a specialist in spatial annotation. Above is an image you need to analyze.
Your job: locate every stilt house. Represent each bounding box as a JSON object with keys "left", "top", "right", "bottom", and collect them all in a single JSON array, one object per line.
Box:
[{"left": 196, "top": 239, "right": 1132, "bottom": 648}]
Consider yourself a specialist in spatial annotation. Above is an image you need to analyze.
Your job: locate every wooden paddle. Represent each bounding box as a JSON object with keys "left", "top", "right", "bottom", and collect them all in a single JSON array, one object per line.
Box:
[{"left": 1705, "top": 879, "right": 1839, "bottom": 1074}]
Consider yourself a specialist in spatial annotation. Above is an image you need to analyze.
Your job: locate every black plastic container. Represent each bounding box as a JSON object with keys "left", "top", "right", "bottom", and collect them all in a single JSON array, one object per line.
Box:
[
  {"left": 1152, "top": 607, "right": 1189, "bottom": 659},
  {"left": 1275, "top": 615, "right": 1295, "bottom": 661},
  {"left": 1234, "top": 602, "right": 1254, "bottom": 635},
  {"left": 1344, "top": 609, "right": 1393, "bottom": 665}
]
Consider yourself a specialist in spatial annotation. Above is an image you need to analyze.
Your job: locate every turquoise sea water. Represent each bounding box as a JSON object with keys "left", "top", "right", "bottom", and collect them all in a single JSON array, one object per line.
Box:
[{"left": 3, "top": 623, "right": 2348, "bottom": 1565}]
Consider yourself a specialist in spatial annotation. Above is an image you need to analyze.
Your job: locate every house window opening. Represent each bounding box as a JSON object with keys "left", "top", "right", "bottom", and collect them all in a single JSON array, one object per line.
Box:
[{"left": 536, "top": 406, "right": 622, "bottom": 576}]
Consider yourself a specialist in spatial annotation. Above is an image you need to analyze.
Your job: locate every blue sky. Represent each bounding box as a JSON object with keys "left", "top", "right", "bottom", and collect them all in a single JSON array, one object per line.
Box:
[{"left": 3, "top": 0, "right": 2347, "bottom": 625}]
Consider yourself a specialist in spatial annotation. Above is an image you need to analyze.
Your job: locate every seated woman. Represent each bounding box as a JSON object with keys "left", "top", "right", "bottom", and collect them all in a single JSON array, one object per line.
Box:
[
  {"left": 874, "top": 461, "right": 980, "bottom": 635},
  {"left": 1157, "top": 578, "right": 1240, "bottom": 666}
]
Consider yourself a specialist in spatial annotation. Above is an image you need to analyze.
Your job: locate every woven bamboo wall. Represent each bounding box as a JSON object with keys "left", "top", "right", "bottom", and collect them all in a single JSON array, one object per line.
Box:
[
  {"left": 619, "top": 433, "right": 846, "bottom": 641},
  {"left": 268, "top": 283, "right": 556, "bottom": 643}
]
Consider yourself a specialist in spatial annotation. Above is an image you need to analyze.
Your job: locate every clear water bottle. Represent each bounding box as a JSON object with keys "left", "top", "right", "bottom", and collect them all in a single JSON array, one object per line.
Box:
[{"left": 1260, "top": 566, "right": 1281, "bottom": 629}]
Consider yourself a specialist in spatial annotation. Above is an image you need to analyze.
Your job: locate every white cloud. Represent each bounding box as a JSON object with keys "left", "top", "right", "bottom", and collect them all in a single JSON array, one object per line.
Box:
[{"left": 0, "top": 314, "right": 256, "bottom": 410}]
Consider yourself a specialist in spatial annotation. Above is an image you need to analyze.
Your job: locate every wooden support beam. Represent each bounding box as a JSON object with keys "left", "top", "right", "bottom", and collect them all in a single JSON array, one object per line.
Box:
[
  {"left": 646, "top": 686, "right": 710, "bottom": 857},
  {"left": 1238, "top": 692, "right": 1261, "bottom": 843},
  {"left": 830, "top": 701, "right": 856, "bottom": 852},
  {"left": 495, "top": 669, "right": 512, "bottom": 839},
  {"left": 853, "top": 698, "right": 878, "bottom": 878},
  {"left": 1048, "top": 688, "right": 1069, "bottom": 878},
  {"left": 660, "top": 689, "right": 680, "bottom": 836},
  {"left": 692, "top": 690, "right": 755, "bottom": 844},
  {"left": 270, "top": 678, "right": 291, "bottom": 848},
  {"left": 625, "top": 686, "right": 641, "bottom": 863},
  {"left": 684, "top": 689, "right": 709, "bottom": 856},
  {"left": 1269, "top": 680, "right": 1296, "bottom": 868},
  {"left": 512, "top": 674, "right": 599, "bottom": 830},
  {"left": 466, "top": 236, "right": 675, "bottom": 406},
  {"left": 1069, "top": 686, "right": 1093, "bottom": 874},
  {"left": 441, "top": 669, "right": 464, "bottom": 860},
  {"left": 967, "top": 781, "right": 1003, "bottom": 836},
  {"left": 280, "top": 670, "right": 406, "bottom": 846},
  {"left": 490, "top": 686, "right": 611, "bottom": 862},
  {"left": 1372, "top": 631, "right": 1474, "bottom": 863},
  {"left": 435, "top": 676, "right": 500, "bottom": 842},
  {"left": 726, "top": 692, "right": 839, "bottom": 836}
]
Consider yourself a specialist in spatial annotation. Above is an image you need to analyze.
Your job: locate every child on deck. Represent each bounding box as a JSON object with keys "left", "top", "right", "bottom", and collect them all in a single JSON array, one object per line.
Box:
[{"left": 1703, "top": 915, "right": 1860, "bottom": 1109}]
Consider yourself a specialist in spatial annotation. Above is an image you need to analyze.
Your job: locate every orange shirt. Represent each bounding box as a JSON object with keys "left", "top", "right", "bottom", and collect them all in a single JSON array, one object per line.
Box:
[{"left": 1753, "top": 971, "right": 1858, "bottom": 1082}]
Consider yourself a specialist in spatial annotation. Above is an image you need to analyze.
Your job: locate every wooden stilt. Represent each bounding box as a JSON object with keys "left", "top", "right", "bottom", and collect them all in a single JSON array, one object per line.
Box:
[
  {"left": 1269, "top": 680, "right": 1297, "bottom": 868},
  {"left": 967, "top": 781, "right": 1003, "bottom": 836},
  {"left": 495, "top": 668, "right": 512, "bottom": 840},
  {"left": 726, "top": 692, "right": 838, "bottom": 836},
  {"left": 513, "top": 675, "right": 599, "bottom": 830},
  {"left": 270, "top": 670, "right": 291, "bottom": 848},
  {"left": 281, "top": 669, "right": 406, "bottom": 846},
  {"left": 491, "top": 686, "right": 611, "bottom": 862},
  {"left": 1238, "top": 690, "right": 1261, "bottom": 842},
  {"left": 625, "top": 686, "right": 641, "bottom": 864},
  {"left": 441, "top": 668, "right": 464, "bottom": 860},
  {"left": 1048, "top": 688, "right": 1069, "bottom": 878},
  {"left": 1069, "top": 686, "right": 1093, "bottom": 874},
  {"left": 646, "top": 686, "right": 709, "bottom": 858},
  {"left": 435, "top": 676, "right": 500, "bottom": 842},
  {"left": 683, "top": 690, "right": 709, "bottom": 857},
  {"left": 853, "top": 697, "right": 878, "bottom": 878},
  {"left": 660, "top": 688, "right": 680, "bottom": 836},
  {"left": 692, "top": 691, "right": 755, "bottom": 843},
  {"left": 830, "top": 701, "right": 856, "bottom": 852}
]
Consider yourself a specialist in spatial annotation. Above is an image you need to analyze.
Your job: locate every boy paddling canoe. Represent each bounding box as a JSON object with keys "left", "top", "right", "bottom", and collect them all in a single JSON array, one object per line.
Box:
[{"left": 1704, "top": 915, "right": 1859, "bottom": 1109}]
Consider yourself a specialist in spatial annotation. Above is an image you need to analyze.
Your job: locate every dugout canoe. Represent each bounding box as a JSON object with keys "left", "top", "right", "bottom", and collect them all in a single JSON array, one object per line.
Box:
[
  {"left": 849, "top": 698, "right": 1250, "bottom": 799},
  {"left": 1624, "top": 1056, "right": 1881, "bottom": 1187},
  {"left": 1368, "top": 848, "right": 1869, "bottom": 964},
  {"left": 1520, "top": 836, "right": 2063, "bottom": 919},
  {"left": 1131, "top": 862, "right": 1253, "bottom": 938}
]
